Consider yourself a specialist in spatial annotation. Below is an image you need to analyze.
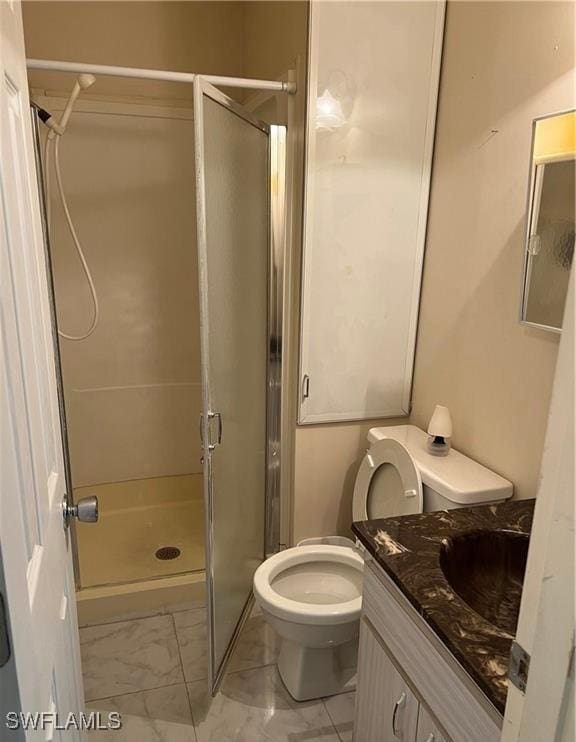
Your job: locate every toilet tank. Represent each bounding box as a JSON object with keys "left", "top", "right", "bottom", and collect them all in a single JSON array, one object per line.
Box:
[{"left": 367, "top": 425, "right": 513, "bottom": 510}]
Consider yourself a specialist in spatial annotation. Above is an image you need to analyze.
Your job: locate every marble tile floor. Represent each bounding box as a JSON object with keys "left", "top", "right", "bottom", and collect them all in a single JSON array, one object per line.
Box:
[{"left": 83, "top": 606, "right": 355, "bottom": 742}]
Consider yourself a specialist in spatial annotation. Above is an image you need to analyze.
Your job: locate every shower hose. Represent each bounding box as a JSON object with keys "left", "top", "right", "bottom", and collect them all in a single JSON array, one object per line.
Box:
[{"left": 44, "top": 135, "right": 99, "bottom": 341}]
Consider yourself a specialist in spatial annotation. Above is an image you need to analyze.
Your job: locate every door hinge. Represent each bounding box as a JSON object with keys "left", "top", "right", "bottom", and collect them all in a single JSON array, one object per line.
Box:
[{"left": 509, "top": 640, "right": 530, "bottom": 692}]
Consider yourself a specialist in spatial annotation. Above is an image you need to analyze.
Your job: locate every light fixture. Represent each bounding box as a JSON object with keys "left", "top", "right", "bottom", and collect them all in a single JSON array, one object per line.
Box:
[{"left": 427, "top": 405, "right": 453, "bottom": 456}]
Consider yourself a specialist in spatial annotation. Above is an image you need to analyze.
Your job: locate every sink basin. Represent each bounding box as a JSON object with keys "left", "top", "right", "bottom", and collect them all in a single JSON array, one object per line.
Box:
[{"left": 440, "top": 529, "right": 529, "bottom": 635}]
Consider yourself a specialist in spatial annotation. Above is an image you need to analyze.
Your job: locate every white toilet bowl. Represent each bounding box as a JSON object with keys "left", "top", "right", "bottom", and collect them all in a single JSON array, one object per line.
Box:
[
  {"left": 253, "top": 425, "right": 513, "bottom": 701},
  {"left": 253, "top": 544, "right": 363, "bottom": 701}
]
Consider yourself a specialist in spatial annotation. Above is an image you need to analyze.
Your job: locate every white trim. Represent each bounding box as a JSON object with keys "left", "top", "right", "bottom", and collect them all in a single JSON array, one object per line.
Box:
[
  {"left": 402, "top": 0, "right": 446, "bottom": 413},
  {"left": 534, "top": 151, "right": 576, "bottom": 166},
  {"left": 297, "top": 0, "right": 319, "bottom": 425},
  {"left": 519, "top": 109, "right": 575, "bottom": 333},
  {"left": 299, "top": 408, "right": 410, "bottom": 425}
]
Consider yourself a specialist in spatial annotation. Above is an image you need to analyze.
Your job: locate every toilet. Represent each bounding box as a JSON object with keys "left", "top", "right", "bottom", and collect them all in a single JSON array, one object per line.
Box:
[{"left": 253, "top": 424, "right": 513, "bottom": 701}]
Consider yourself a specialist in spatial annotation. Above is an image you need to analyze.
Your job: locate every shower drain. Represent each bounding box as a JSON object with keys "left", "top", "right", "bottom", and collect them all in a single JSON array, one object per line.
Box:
[{"left": 155, "top": 546, "right": 181, "bottom": 561}]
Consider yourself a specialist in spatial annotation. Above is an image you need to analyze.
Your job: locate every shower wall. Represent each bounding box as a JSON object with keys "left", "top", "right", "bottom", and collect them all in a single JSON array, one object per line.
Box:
[{"left": 43, "top": 99, "right": 200, "bottom": 488}]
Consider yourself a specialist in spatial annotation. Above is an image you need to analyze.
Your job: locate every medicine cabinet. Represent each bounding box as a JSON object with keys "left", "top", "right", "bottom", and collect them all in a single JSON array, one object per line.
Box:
[{"left": 298, "top": 0, "right": 446, "bottom": 423}]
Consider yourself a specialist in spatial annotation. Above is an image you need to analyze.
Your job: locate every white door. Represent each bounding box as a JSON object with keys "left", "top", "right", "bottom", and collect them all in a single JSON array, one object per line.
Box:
[
  {"left": 0, "top": 2, "right": 84, "bottom": 738},
  {"left": 502, "top": 268, "right": 575, "bottom": 741}
]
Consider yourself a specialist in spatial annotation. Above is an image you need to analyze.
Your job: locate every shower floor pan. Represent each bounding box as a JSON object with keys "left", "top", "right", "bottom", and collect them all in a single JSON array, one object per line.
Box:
[
  {"left": 75, "top": 473, "right": 205, "bottom": 588},
  {"left": 74, "top": 474, "right": 205, "bottom": 625}
]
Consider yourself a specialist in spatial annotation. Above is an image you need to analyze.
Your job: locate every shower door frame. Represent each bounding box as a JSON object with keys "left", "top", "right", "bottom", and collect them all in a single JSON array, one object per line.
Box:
[
  {"left": 266, "top": 122, "right": 287, "bottom": 558},
  {"left": 243, "top": 66, "right": 303, "bottom": 555},
  {"left": 194, "top": 76, "right": 286, "bottom": 692},
  {"left": 29, "top": 104, "right": 81, "bottom": 584}
]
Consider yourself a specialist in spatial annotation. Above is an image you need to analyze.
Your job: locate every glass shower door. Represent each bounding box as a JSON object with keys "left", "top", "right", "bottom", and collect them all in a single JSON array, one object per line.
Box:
[{"left": 193, "top": 78, "right": 270, "bottom": 692}]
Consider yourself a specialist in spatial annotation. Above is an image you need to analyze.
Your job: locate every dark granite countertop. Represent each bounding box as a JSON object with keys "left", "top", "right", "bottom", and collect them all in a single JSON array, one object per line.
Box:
[{"left": 352, "top": 499, "right": 535, "bottom": 714}]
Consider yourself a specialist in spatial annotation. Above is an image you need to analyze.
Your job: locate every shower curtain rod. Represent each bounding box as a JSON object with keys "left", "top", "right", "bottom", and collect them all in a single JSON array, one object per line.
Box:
[{"left": 26, "top": 58, "right": 296, "bottom": 94}]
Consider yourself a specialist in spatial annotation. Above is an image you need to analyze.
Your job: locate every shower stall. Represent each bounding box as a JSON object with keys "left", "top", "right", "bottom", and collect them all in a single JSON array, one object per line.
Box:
[{"left": 30, "top": 64, "right": 288, "bottom": 691}]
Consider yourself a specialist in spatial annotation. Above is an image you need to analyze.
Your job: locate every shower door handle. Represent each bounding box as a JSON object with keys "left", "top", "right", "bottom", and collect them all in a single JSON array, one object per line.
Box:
[
  {"left": 199, "top": 412, "right": 222, "bottom": 454},
  {"left": 208, "top": 412, "right": 222, "bottom": 450},
  {"left": 212, "top": 412, "right": 222, "bottom": 447}
]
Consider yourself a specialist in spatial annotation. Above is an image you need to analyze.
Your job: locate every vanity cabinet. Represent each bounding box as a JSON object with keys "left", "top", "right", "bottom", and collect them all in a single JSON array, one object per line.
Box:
[
  {"left": 355, "top": 616, "right": 447, "bottom": 742},
  {"left": 355, "top": 618, "right": 419, "bottom": 740},
  {"left": 415, "top": 706, "right": 448, "bottom": 742},
  {"left": 354, "top": 559, "right": 503, "bottom": 742}
]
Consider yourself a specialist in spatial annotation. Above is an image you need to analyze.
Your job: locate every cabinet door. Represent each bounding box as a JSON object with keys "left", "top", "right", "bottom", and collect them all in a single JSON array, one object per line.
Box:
[
  {"left": 299, "top": 0, "right": 446, "bottom": 424},
  {"left": 354, "top": 618, "right": 419, "bottom": 741},
  {"left": 416, "top": 705, "right": 448, "bottom": 742}
]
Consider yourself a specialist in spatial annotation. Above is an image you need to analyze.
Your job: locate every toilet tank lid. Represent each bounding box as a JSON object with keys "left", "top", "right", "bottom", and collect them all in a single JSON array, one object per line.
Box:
[{"left": 367, "top": 425, "right": 513, "bottom": 504}]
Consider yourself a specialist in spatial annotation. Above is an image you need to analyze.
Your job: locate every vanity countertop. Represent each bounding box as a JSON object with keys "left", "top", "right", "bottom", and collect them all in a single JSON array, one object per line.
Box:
[{"left": 352, "top": 498, "right": 535, "bottom": 714}]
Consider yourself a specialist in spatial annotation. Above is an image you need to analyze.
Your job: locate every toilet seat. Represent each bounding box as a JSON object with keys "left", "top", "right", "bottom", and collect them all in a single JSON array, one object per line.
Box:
[
  {"left": 253, "top": 545, "right": 364, "bottom": 625},
  {"left": 352, "top": 437, "right": 423, "bottom": 521}
]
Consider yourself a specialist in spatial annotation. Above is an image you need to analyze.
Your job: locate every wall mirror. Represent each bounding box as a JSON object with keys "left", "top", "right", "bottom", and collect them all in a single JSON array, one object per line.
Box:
[{"left": 521, "top": 110, "right": 575, "bottom": 332}]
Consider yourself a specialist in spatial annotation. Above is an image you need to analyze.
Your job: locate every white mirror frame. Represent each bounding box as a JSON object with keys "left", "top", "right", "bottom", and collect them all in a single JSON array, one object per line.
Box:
[{"left": 519, "top": 108, "right": 575, "bottom": 334}]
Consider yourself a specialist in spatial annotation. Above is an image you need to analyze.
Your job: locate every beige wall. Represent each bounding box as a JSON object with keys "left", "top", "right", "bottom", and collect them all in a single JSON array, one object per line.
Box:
[
  {"left": 293, "top": 0, "right": 575, "bottom": 542},
  {"left": 23, "top": 1, "right": 245, "bottom": 101},
  {"left": 293, "top": 418, "right": 407, "bottom": 542},
  {"left": 23, "top": 1, "right": 308, "bottom": 101},
  {"left": 242, "top": 1, "right": 308, "bottom": 82},
  {"left": 411, "top": 0, "right": 574, "bottom": 500}
]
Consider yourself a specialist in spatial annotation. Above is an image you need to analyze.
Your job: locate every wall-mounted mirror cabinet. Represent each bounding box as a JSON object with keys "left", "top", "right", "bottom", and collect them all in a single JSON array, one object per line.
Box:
[
  {"left": 298, "top": 0, "right": 445, "bottom": 424},
  {"left": 521, "top": 110, "right": 575, "bottom": 332}
]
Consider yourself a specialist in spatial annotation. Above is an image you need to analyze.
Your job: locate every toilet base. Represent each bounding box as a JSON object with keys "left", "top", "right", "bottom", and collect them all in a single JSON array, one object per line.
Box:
[{"left": 277, "top": 636, "right": 358, "bottom": 701}]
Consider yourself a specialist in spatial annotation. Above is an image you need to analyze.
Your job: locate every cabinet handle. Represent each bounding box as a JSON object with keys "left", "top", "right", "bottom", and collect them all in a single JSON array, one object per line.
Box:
[{"left": 391, "top": 691, "right": 406, "bottom": 738}]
